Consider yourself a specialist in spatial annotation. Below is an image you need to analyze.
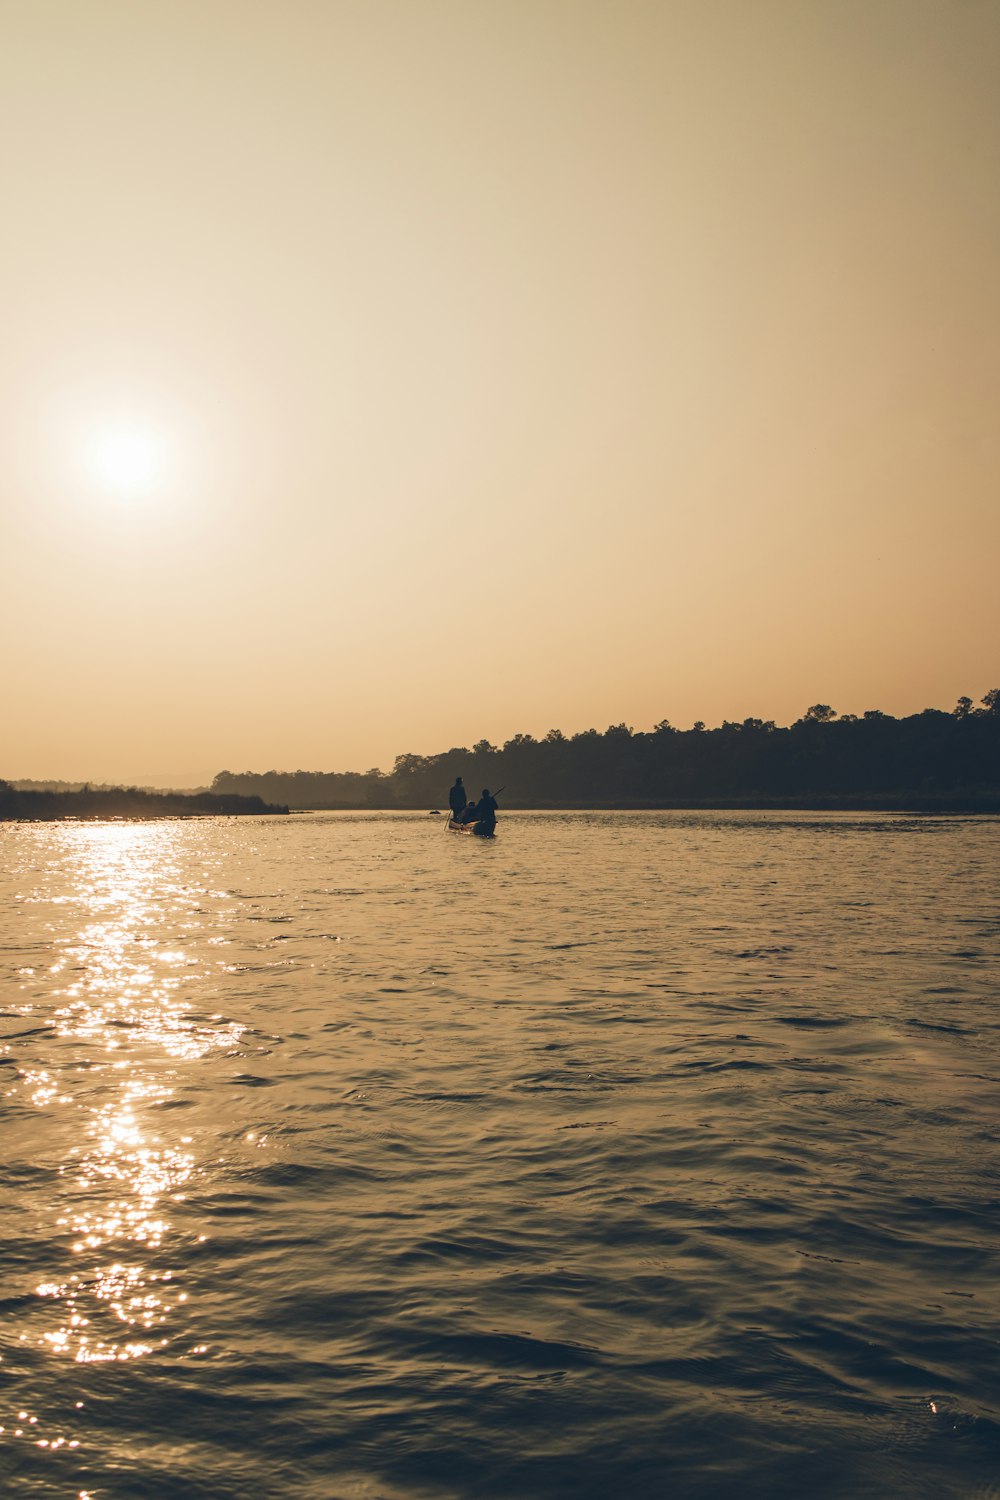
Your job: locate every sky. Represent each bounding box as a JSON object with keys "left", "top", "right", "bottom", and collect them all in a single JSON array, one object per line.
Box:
[{"left": 2, "top": 0, "right": 998, "bottom": 784}]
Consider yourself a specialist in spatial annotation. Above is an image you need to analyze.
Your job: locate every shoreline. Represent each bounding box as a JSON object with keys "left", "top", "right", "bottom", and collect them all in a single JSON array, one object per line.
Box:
[
  {"left": 293, "top": 797, "right": 1000, "bottom": 815},
  {"left": 0, "top": 786, "right": 289, "bottom": 822}
]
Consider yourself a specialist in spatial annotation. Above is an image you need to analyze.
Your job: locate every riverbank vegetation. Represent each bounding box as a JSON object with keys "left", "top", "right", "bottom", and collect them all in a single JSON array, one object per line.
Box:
[
  {"left": 210, "top": 692, "right": 1000, "bottom": 811},
  {"left": 0, "top": 783, "right": 288, "bottom": 821}
]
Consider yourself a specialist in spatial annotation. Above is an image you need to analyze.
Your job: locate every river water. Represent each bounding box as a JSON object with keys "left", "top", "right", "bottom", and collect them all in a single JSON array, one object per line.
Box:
[{"left": 1, "top": 810, "right": 998, "bottom": 1499}]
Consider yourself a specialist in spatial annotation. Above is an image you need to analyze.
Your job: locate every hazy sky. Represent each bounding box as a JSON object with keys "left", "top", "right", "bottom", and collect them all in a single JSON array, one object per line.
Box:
[{"left": 3, "top": 0, "right": 998, "bottom": 783}]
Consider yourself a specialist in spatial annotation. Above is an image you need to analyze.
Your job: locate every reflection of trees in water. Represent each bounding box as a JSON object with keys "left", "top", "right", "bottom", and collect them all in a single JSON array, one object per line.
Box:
[{"left": 209, "top": 691, "right": 1000, "bottom": 810}]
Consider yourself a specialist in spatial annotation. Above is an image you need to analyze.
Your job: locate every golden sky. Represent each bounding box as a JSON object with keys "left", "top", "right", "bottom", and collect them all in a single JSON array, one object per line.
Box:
[{"left": 2, "top": 0, "right": 998, "bottom": 783}]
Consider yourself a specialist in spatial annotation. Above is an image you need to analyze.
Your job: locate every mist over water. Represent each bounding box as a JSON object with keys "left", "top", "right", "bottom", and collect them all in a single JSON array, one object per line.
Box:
[{"left": 2, "top": 810, "right": 999, "bottom": 1499}]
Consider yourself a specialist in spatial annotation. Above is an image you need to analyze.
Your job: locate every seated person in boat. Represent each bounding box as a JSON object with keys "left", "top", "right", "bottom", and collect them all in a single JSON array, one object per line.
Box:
[
  {"left": 459, "top": 798, "right": 479, "bottom": 824},
  {"left": 448, "top": 776, "right": 467, "bottom": 820},
  {"left": 474, "top": 788, "right": 498, "bottom": 832}
]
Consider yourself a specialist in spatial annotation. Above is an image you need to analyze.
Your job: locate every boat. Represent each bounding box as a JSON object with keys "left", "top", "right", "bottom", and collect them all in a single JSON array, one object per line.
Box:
[{"left": 446, "top": 816, "right": 495, "bottom": 838}]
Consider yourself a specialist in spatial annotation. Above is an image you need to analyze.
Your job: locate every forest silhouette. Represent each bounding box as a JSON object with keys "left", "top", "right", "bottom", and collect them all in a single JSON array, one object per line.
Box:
[
  {"left": 0, "top": 784, "right": 288, "bottom": 821},
  {"left": 211, "top": 692, "right": 1000, "bottom": 812}
]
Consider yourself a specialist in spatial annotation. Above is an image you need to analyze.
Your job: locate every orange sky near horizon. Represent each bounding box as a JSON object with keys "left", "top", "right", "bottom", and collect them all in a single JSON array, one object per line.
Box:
[{"left": 2, "top": 0, "right": 998, "bottom": 784}]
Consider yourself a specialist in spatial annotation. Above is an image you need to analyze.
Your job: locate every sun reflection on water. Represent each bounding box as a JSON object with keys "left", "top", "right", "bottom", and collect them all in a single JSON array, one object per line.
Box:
[{"left": 6, "top": 824, "right": 243, "bottom": 1367}]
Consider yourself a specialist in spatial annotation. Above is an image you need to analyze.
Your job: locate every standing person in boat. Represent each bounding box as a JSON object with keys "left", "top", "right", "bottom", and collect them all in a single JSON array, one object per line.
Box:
[
  {"left": 474, "top": 787, "right": 498, "bottom": 834},
  {"left": 448, "top": 776, "right": 467, "bottom": 821}
]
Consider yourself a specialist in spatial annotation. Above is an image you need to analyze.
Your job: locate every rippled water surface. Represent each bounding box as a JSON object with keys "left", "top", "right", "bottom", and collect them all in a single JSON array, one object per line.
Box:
[{"left": 2, "top": 810, "right": 999, "bottom": 1498}]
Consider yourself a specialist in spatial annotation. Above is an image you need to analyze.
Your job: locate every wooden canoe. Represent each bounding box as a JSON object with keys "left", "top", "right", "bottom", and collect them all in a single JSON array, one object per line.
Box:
[{"left": 446, "top": 816, "right": 495, "bottom": 838}]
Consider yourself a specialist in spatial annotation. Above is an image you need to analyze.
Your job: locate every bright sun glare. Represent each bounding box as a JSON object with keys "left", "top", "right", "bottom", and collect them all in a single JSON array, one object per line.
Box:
[{"left": 87, "top": 423, "right": 167, "bottom": 500}]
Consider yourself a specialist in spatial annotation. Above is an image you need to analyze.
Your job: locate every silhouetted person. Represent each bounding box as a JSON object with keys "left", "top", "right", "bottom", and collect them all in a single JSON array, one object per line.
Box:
[
  {"left": 474, "top": 787, "right": 498, "bottom": 834},
  {"left": 448, "top": 777, "right": 466, "bottom": 820}
]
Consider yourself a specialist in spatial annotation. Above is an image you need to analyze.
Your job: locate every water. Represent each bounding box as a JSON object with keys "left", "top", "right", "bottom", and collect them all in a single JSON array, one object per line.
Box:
[{"left": 2, "top": 810, "right": 999, "bottom": 1499}]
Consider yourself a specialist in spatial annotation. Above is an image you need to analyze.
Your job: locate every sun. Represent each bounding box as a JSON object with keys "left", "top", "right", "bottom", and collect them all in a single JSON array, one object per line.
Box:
[{"left": 86, "top": 422, "right": 168, "bottom": 500}]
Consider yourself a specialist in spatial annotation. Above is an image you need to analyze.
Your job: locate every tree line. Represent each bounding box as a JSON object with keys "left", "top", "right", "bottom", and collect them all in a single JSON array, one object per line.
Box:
[
  {"left": 0, "top": 783, "right": 288, "bottom": 821},
  {"left": 210, "top": 691, "right": 1000, "bottom": 811}
]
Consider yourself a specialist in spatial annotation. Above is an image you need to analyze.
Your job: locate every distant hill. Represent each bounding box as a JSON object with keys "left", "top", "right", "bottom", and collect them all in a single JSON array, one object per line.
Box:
[
  {"left": 208, "top": 691, "right": 1000, "bottom": 812},
  {"left": 0, "top": 783, "right": 287, "bottom": 821}
]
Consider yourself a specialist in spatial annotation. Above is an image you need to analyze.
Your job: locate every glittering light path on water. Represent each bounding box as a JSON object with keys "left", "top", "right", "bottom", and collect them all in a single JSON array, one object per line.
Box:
[{"left": 2, "top": 824, "right": 248, "bottom": 1477}]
